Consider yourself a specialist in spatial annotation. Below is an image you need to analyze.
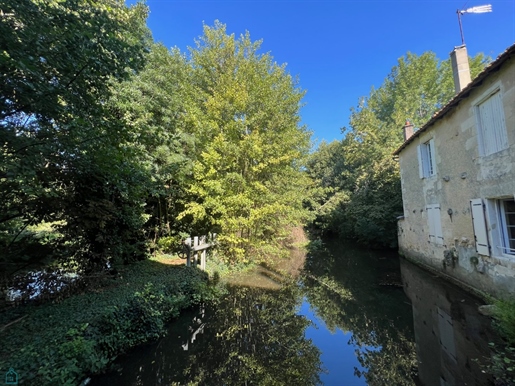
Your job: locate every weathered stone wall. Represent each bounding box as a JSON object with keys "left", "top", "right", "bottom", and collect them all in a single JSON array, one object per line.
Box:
[{"left": 397, "top": 56, "right": 515, "bottom": 298}]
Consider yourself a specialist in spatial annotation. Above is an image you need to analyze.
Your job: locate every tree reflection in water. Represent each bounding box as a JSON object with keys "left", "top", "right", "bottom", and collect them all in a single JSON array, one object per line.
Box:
[
  {"left": 181, "top": 284, "right": 323, "bottom": 385},
  {"left": 300, "top": 239, "right": 418, "bottom": 385},
  {"left": 94, "top": 282, "right": 322, "bottom": 385}
]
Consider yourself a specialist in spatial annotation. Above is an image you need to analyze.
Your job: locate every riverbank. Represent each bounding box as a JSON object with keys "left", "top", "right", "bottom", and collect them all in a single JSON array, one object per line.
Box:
[{"left": 0, "top": 260, "right": 220, "bottom": 385}]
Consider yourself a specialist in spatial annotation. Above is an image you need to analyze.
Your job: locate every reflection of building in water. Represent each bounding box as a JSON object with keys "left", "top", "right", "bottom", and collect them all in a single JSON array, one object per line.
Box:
[{"left": 401, "top": 259, "right": 496, "bottom": 386}]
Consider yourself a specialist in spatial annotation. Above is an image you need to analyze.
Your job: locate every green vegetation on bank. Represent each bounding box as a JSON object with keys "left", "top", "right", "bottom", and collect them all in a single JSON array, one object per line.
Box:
[
  {"left": 491, "top": 299, "right": 515, "bottom": 384},
  {"left": 0, "top": 262, "right": 220, "bottom": 385},
  {"left": 1, "top": 2, "right": 310, "bottom": 382}
]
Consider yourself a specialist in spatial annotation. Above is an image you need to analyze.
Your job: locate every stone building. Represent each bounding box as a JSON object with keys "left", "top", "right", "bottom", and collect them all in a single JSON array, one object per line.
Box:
[{"left": 393, "top": 43, "right": 515, "bottom": 298}]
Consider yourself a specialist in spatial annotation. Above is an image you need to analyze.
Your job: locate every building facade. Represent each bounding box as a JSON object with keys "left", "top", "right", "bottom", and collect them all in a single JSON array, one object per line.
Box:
[{"left": 394, "top": 44, "right": 515, "bottom": 298}]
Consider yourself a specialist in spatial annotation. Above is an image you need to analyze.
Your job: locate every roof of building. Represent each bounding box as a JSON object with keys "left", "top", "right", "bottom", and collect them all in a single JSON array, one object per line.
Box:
[{"left": 393, "top": 43, "right": 515, "bottom": 155}]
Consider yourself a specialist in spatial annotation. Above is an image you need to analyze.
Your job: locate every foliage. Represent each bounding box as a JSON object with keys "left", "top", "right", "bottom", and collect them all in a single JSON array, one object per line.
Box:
[
  {"left": 490, "top": 299, "right": 515, "bottom": 384},
  {"left": 108, "top": 43, "right": 196, "bottom": 249},
  {"left": 181, "top": 284, "right": 322, "bottom": 385},
  {"left": 0, "top": 261, "right": 217, "bottom": 385},
  {"left": 301, "top": 238, "right": 418, "bottom": 384},
  {"left": 0, "top": 0, "right": 152, "bottom": 273},
  {"left": 179, "top": 21, "right": 312, "bottom": 263},
  {"left": 307, "top": 52, "right": 488, "bottom": 248}
]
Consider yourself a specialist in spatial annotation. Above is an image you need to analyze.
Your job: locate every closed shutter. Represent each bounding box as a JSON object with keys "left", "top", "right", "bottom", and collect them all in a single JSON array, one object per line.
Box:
[
  {"left": 478, "top": 91, "right": 508, "bottom": 156},
  {"left": 470, "top": 198, "right": 490, "bottom": 256},
  {"left": 427, "top": 204, "right": 444, "bottom": 245},
  {"left": 417, "top": 145, "right": 424, "bottom": 178},
  {"left": 490, "top": 92, "right": 508, "bottom": 152},
  {"left": 433, "top": 204, "right": 444, "bottom": 245},
  {"left": 429, "top": 138, "right": 436, "bottom": 176},
  {"left": 427, "top": 205, "right": 436, "bottom": 243}
]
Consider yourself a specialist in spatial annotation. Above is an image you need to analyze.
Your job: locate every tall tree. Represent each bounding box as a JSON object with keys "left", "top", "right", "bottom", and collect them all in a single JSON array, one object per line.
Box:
[
  {"left": 0, "top": 0, "right": 151, "bottom": 273},
  {"left": 109, "top": 43, "right": 197, "bottom": 249},
  {"left": 179, "top": 22, "right": 311, "bottom": 262}
]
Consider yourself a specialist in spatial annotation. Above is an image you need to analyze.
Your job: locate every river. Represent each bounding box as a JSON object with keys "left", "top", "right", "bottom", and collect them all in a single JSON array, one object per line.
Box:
[{"left": 92, "top": 238, "right": 499, "bottom": 385}]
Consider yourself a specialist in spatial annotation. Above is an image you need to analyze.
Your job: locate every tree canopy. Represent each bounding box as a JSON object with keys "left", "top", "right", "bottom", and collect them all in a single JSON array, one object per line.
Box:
[
  {"left": 307, "top": 51, "right": 488, "bottom": 247},
  {"left": 1, "top": 10, "right": 312, "bottom": 277},
  {"left": 179, "top": 22, "right": 311, "bottom": 263}
]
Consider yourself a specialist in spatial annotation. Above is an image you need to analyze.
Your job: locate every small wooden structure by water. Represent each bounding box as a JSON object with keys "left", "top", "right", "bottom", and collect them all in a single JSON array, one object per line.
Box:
[{"left": 183, "top": 234, "right": 216, "bottom": 271}]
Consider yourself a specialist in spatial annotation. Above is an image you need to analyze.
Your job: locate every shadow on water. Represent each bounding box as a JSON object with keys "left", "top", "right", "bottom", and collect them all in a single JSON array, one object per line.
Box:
[{"left": 93, "top": 237, "right": 499, "bottom": 386}]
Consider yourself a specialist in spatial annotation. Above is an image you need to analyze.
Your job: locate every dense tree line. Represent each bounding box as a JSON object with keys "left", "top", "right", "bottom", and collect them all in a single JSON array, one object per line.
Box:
[
  {"left": 307, "top": 51, "right": 487, "bottom": 248},
  {"left": 1, "top": 1, "right": 311, "bottom": 278}
]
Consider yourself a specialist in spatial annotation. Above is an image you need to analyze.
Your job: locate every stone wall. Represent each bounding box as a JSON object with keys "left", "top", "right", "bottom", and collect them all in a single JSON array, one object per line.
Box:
[{"left": 397, "top": 55, "right": 515, "bottom": 298}]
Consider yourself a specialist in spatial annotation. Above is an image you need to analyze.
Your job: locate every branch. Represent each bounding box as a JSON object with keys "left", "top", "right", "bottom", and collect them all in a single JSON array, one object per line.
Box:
[{"left": 0, "top": 315, "right": 28, "bottom": 332}]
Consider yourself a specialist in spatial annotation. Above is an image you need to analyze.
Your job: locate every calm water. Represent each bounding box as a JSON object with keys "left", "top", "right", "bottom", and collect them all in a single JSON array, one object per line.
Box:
[{"left": 93, "top": 238, "right": 498, "bottom": 385}]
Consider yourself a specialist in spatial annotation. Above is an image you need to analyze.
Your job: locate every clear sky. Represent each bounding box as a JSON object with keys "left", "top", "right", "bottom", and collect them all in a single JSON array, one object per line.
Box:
[{"left": 132, "top": 0, "right": 515, "bottom": 144}]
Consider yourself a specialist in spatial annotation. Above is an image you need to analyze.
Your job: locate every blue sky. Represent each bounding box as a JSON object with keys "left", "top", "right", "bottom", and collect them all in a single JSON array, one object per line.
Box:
[{"left": 133, "top": 0, "right": 515, "bottom": 144}]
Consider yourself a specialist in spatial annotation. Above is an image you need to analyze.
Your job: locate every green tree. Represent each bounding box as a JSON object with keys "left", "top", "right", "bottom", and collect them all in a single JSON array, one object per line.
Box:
[
  {"left": 0, "top": 0, "right": 151, "bottom": 274},
  {"left": 308, "top": 51, "right": 488, "bottom": 247},
  {"left": 109, "top": 43, "right": 197, "bottom": 250},
  {"left": 180, "top": 22, "right": 312, "bottom": 262}
]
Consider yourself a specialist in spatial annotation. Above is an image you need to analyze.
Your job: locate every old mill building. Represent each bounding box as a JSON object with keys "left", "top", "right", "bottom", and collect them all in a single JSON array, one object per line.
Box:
[{"left": 394, "top": 43, "right": 515, "bottom": 298}]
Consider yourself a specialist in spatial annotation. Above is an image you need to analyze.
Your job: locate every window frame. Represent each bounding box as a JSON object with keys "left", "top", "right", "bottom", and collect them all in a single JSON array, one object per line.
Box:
[
  {"left": 498, "top": 198, "right": 515, "bottom": 256},
  {"left": 472, "top": 197, "right": 515, "bottom": 259},
  {"left": 418, "top": 138, "right": 436, "bottom": 179}
]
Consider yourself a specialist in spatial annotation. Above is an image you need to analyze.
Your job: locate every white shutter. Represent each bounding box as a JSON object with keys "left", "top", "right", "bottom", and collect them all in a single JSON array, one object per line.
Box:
[
  {"left": 429, "top": 138, "right": 436, "bottom": 176},
  {"left": 470, "top": 198, "right": 490, "bottom": 256},
  {"left": 478, "top": 91, "right": 508, "bottom": 156},
  {"left": 433, "top": 204, "right": 444, "bottom": 245},
  {"left": 479, "top": 99, "right": 493, "bottom": 155},
  {"left": 417, "top": 145, "right": 424, "bottom": 178},
  {"left": 490, "top": 91, "right": 508, "bottom": 152},
  {"left": 427, "top": 205, "right": 436, "bottom": 243},
  {"left": 427, "top": 204, "right": 444, "bottom": 245}
]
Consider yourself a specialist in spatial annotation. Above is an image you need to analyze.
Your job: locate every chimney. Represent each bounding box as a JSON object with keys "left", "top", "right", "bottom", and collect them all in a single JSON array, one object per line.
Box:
[
  {"left": 403, "top": 120, "right": 414, "bottom": 141},
  {"left": 450, "top": 45, "right": 472, "bottom": 93}
]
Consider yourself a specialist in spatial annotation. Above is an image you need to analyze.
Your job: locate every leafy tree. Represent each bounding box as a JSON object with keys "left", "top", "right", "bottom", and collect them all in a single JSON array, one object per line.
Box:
[
  {"left": 308, "top": 51, "right": 488, "bottom": 248},
  {"left": 0, "top": 0, "right": 151, "bottom": 274},
  {"left": 108, "top": 43, "right": 197, "bottom": 249},
  {"left": 179, "top": 22, "right": 312, "bottom": 262}
]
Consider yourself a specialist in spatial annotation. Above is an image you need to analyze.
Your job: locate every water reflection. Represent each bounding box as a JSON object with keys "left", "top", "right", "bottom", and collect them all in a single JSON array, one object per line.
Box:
[
  {"left": 94, "top": 238, "right": 501, "bottom": 386},
  {"left": 301, "top": 239, "right": 418, "bottom": 385},
  {"left": 401, "top": 259, "right": 496, "bottom": 386},
  {"left": 94, "top": 284, "right": 322, "bottom": 385}
]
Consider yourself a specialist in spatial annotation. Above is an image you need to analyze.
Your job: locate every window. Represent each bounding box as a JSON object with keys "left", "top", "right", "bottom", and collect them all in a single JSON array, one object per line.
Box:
[
  {"left": 475, "top": 89, "right": 508, "bottom": 156},
  {"left": 418, "top": 139, "right": 436, "bottom": 178},
  {"left": 471, "top": 198, "right": 515, "bottom": 257},
  {"left": 498, "top": 199, "right": 515, "bottom": 255},
  {"left": 426, "top": 204, "right": 443, "bottom": 245}
]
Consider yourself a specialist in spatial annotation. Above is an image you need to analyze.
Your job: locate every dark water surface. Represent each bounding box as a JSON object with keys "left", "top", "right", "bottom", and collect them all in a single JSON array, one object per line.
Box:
[{"left": 93, "top": 239, "right": 498, "bottom": 385}]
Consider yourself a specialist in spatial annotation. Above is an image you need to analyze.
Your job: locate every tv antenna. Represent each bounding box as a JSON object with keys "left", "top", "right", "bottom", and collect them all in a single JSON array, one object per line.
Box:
[{"left": 457, "top": 4, "right": 492, "bottom": 45}]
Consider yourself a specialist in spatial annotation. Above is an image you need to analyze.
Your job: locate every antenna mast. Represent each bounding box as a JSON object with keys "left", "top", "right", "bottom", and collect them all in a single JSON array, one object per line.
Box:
[{"left": 456, "top": 4, "right": 492, "bottom": 45}]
